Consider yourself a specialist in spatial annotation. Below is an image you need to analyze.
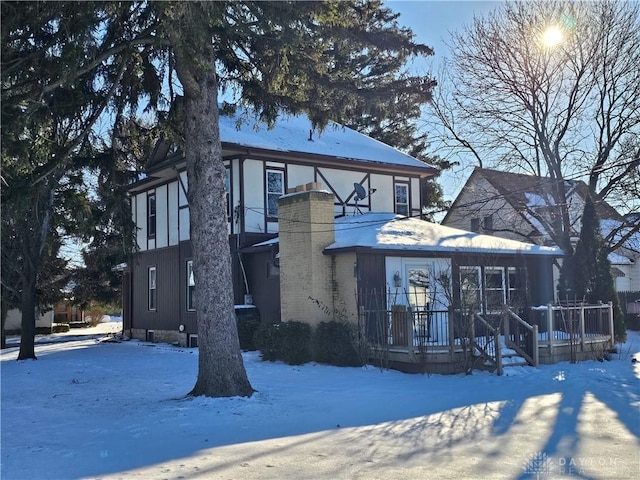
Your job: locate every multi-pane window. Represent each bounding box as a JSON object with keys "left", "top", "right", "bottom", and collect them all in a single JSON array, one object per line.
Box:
[
  {"left": 460, "top": 267, "right": 481, "bottom": 312},
  {"left": 460, "top": 266, "right": 520, "bottom": 313},
  {"left": 148, "top": 267, "right": 157, "bottom": 311},
  {"left": 147, "top": 192, "right": 156, "bottom": 238},
  {"left": 187, "top": 260, "right": 195, "bottom": 311},
  {"left": 394, "top": 183, "right": 409, "bottom": 216},
  {"left": 266, "top": 169, "right": 284, "bottom": 218},
  {"left": 484, "top": 268, "right": 505, "bottom": 312}
]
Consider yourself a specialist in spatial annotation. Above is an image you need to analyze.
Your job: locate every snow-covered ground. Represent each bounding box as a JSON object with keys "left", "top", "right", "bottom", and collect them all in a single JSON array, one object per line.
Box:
[{"left": 2, "top": 319, "right": 639, "bottom": 480}]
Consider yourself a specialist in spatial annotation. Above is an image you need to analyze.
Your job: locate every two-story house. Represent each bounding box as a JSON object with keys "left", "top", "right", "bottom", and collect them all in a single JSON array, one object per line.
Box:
[
  {"left": 125, "top": 108, "right": 438, "bottom": 346},
  {"left": 442, "top": 167, "right": 640, "bottom": 293}
]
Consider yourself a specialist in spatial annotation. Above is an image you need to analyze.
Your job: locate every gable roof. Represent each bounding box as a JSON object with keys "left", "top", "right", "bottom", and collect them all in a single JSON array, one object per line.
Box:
[
  {"left": 325, "top": 212, "right": 562, "bottom": 256},
  {"left": 443, "top": 167, "right": 625, "bottom": 236},
  {"left": 145, "top": 108, "right": 437, "bottom": 176}
]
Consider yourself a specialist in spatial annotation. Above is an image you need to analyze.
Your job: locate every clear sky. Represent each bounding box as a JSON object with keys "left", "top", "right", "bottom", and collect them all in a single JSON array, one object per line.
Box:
[{"left": 386, "top": 1, "right": 504, "bottom": 206}]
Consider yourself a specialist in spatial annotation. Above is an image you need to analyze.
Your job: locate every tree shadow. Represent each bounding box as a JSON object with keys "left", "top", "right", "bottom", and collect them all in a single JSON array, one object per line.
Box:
[{"left": 2, "top": 340, "right": 638, "bottom": 479}]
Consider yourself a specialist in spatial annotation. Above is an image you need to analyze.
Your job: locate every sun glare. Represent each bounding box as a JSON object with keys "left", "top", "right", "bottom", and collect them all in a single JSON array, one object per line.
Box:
[{"left": 542, "top": 25, "right": 563, "bottom": 47}]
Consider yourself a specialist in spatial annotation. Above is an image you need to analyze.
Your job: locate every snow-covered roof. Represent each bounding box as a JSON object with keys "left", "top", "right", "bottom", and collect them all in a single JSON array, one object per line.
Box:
[
  {"left": 608, "top": 252, "right": 633, "bottom": 265},
  {"left": 325, "top": 213, "right": 563, "bottom": 256},
  {"left": 218, "top": 109, "right": 435, "bottom": 171}
]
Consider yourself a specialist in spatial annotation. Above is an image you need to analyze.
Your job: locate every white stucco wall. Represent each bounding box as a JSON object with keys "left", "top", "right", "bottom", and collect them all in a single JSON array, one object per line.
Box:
[{"left": 4, "top": 309, "right": 53, "bottom": 331}]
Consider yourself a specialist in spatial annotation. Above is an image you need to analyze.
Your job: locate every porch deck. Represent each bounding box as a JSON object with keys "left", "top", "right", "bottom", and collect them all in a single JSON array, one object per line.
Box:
[{"left": 360, "top": 303, "right": 615, "bottom": 374}]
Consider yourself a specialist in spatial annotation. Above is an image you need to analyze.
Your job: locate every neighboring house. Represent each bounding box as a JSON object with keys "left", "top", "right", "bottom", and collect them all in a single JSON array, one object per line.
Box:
[
  {"left": 4, "top": 301, "right": 83, "bottom": 333},
  {"left": 275, "top": 187, "right": 613, "bottom": 373},
  {"left": 126, "top": 108, "right": 438, "bottom": 346},
  {"left": 442, "top": 168, "right": 640, "bottom": 293},
  {"left": 4, "top": 309, "right": 54, "bottom": 333}
]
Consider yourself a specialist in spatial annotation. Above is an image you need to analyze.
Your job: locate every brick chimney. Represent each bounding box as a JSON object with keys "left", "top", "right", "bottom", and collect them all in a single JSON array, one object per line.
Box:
[{"left": 277, "top": 183, "right": 335, "bottom": 326}]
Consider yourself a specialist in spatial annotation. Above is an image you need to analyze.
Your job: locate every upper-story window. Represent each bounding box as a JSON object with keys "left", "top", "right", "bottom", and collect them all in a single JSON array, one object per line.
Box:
[
  {"left": 394, "top": 183, "right": 409, "bottom": 216},
  {"left": 147, "top": 192, "right": 156, "bottom": 238},
  {"left": 266, "top": 169, "right": 284, "bottom": 218},
  {"left": 483, "top": 215, "right": 493, "bottom": 232},
  {"left": 225, "top": 167, "right": 231, "bottom": 220},
  {"left": 470, "top": 218, "right": 481, "bottom": 233}
]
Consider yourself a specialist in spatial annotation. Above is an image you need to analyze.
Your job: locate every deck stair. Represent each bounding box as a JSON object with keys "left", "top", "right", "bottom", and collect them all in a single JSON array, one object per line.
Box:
[
  {"left": 500, "top": 346, "right": 530, "bottom": 368},
  {"left": 473, "top": 310, "right": 538, "bottom": 375}
]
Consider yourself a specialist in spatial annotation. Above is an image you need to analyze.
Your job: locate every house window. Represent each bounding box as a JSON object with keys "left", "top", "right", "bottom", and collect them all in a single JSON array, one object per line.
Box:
[
  {"left": 394, "top": 183, "right": 409, "bottom": 216},
  {"left": 507, "top": 267, "right": 524, "bottom": 307},
  {"left": 189, "top": 334, "right": 198, "bottom": 348},
  {"left": 460, "top": 267, "right": 481, "bottom": 312},
  {"left": 266, "top": 169, "right": 284, "bottom": 218},
  {"left": 148, "top": 266, "right": 157, "bottom": 311},
  {"left": 267, "top": 260, "right": 280, "bottom": 278},
  {"left": 484, "top": 268, "right": 505, "bottom": 312},
  {"left": 225, "top": 167, "right": 231, "bottom": 220},
  {"left": 470, "top": 218, "right": 480, "bottom": 233},
  {"left": 186, "top": 260, "right": 195, "bottom": 311},
  {"left": 483, "top": 215, "right": 493, "bottom": 232},
  {"left": 147, "top": 192, "right": 156, "bottom": 238}
]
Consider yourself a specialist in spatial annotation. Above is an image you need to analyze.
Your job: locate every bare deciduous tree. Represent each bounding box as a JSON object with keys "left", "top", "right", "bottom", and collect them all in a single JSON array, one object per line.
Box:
[{"left": 429, "top": 0, "right": 640, "bottom": 253}]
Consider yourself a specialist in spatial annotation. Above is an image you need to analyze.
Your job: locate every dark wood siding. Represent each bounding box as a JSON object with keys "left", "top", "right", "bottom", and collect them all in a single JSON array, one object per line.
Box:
[
  {"left": 355, "top": 252, "right": 387, "bottom": 309},
  {"left": 131, "top": 247, "right": 181, "bottom": 332},
  {"left": 179, "top": 242, "right": 198, "bottom": 334},
  {"left": 528, "top": 256, "right": 556, "bottom": 306},
  {"left": 230, "top": 232, "right": 276, "bottom": 305},
  {"left": 122, "top": 271, "right": 132, "bottom": 331},
  {"left": 244, "top": 249, "right": 281, "bottom": 324}
]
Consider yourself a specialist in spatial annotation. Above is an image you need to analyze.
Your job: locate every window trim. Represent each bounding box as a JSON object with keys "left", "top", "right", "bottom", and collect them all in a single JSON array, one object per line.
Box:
[
  {"left": 484, "top": 267, "right": 506, "bottom": 313},
  {"left": 186, "top": 260, "right": 195, "bottom": 311},
  {"left": 507, "top": 267, "right": 523, "bottom": 307},
  {"left": 394, "top": 182, "right": 410, "bottom": 217},
  {"left": 147, "top": 192, "right": 156, "bottom": 238},
  {"left": 459, "top": 266, "right": 482, "bottom": 313},
  {"left": 224, "top": 166, "right": 231, "bottom": 221},
  {"left": 148, "top": 266, "right": 157, "bottom": 311},
  {"left": 266, "top": 168, "right": 285, "bottom": 219}
]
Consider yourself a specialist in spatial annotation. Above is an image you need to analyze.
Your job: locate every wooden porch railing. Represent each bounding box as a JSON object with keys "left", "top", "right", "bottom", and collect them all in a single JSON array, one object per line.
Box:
[
  {"left": 503, "top": 309, "right": 539, "bottom": 368},
  {"left": 360, "top": 302, "right": 613, "bottom": 372},
  {"left": 529, "top": 302, "right": 614, "bottom": 360},
  {"left": 471, "top": 312, "right": 502, "bottom": 376}
]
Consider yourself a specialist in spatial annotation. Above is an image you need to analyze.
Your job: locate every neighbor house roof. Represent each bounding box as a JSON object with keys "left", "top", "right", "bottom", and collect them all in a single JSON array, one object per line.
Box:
[
  {"left": 444, "top": 167, "right": 634, "bottom": 245},
  {"left": 325, "top": 213, "right": 563, "bottom": 256}
]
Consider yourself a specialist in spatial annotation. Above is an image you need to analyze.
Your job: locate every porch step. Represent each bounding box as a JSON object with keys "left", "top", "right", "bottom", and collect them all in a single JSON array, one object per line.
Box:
[{"left": 502, "top": 354, "right": 530, "bottom": 367}]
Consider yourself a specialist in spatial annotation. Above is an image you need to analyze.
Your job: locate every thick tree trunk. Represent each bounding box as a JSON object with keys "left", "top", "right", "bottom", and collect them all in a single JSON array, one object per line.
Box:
[
  {"left": 17, "top": 275, "right": 37, "bottom": 360},
  {"left": 15, "top": 182, "right": 55, "bottom": 360},
  {"left": 171, "top": 4, "right": 253, "bottom": 397},
  {"left": 1, "top": 300, "right": 8, "bottom": 349}
]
